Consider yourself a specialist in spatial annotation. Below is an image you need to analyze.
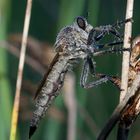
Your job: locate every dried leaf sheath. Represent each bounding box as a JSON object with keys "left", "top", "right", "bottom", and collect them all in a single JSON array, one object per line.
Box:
[
  {"left": 119, "top": 36, "right": 140, "bottom": 128},
  {"left": 97, "top": 36, "right": 140, "bottom": 140}
]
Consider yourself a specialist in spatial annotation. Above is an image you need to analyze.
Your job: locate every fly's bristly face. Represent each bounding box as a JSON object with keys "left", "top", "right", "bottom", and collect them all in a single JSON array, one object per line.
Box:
[{"left": 55, "top": 17, "right": 93, "bottom": 59}]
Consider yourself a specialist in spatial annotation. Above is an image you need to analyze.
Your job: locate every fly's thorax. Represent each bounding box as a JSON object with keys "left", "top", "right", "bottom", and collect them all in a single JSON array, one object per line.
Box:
[{"left": 54, "top": 17, "right": 94, "bottom": 58}]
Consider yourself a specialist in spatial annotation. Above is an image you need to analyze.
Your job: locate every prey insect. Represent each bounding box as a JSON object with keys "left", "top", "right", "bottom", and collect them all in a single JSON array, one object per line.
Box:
[{"left": 29, "top": 16, "right": 131, "bottom": 138}]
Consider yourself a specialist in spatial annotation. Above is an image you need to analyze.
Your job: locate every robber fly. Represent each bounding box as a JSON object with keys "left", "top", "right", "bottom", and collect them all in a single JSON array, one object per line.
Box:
[{"left": 29, "top": 16, "right": 131, "bottom": 138}]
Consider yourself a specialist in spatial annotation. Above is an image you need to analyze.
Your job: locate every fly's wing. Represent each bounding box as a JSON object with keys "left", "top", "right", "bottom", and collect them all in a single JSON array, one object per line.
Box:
[{"left": 34, "top": 53, "right": 60, "bottom": 99}]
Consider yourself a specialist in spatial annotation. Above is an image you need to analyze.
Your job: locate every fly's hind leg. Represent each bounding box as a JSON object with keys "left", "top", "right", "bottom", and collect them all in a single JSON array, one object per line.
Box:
[{"left": 80, "top": 57, "right": 121, "bottom": 89}]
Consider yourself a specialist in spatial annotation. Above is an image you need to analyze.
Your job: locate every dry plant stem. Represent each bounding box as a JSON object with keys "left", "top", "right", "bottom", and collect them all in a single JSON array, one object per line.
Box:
[
  {"left": 120, "top": 0, "right": 134, "bottom": 101},
  {"left": 10, "top": 0, "right": 32, "bottom": 140},
  {"left": 118, "top": 0, "right": 134, "bottom": 139},
  {"left": 63, "top": 73, "right": 77, "bottom": 140},
  {"left": 97, "top": 73, "right": 140, "bottom": 140}
]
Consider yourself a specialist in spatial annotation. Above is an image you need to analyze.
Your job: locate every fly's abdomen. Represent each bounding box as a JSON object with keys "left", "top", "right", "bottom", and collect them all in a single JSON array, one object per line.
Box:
[
  {"left": 29, "top": 56, "right": 69, "bottom": 138},
  {"left": 31, "top": 80, "right": 61, "bottom": 127}
]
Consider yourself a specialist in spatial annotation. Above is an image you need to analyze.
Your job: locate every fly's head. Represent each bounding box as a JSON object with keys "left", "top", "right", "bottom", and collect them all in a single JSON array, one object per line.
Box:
[{"left": 55, "top": 17, "right": 94, "bottom": 59}]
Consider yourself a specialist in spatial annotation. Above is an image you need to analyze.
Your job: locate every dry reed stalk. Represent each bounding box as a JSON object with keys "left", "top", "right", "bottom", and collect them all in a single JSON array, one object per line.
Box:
[{"left": 10, "top": 0, "right": 32, "bottom": 140}]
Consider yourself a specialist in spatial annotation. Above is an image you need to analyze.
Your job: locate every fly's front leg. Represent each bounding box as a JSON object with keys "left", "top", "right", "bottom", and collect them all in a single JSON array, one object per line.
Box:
[
  {"left": 94, "top": 26, "right": 122, "bottom": 41},
  {"left": 80, "top": 57, "right": 121, "bottom": 89},
  {"left": 89, "top": 24, "right": 121, "bottom": 42},
  {"left": 87, "top": 28, "right": 121, "bottom": 50},
  {"left": 98, "top": 18, "right": 132, "bottom": 40},
  {"left": 89, "top": 18, "right": 132, "bottom": 43}
]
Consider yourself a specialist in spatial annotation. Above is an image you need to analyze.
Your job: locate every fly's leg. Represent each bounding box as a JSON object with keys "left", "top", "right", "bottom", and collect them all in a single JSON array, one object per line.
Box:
[
  {"left": 88, "top": 57, "right": 121, "bottom": 89},
  {"left": 112, "top": 18, "right": 132, "bottom": 28},
  {"left": 87, "top": 27, "right": 121, "bottom": 48},
  {"left": 87, "top": 18, "right": 132, "bottom": 46},
  {"left": 87, "top": 56, "right": 96, "bottom": 74},
  {"left": 80, "top": 57, "right": 97, "bottom": 88},
  {"left": 95, "top": 28, "right": 121, "bottom": 41},
  {"left": 80, "top": 57, "right": 121, "bottom": 89},
  {"left": 93, "top": 42, "right": 131, "bottom": 56},
  {"left": 94, "top": 47, "right": 130, "bottom": 57},
  {"left": 87, "top": 27, "right": 119, "bottom": 45},
  {"left": 95, "top": 41, "right": 123, "bottom": 49},
  {"left": 95, "top": 18, "right": 132, "bottom": 41}
]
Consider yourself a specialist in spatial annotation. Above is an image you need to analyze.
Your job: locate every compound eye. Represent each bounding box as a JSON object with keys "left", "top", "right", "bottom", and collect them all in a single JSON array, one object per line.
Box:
[{"left": 77, "top": 17, "right": 86, "bottom": 30}]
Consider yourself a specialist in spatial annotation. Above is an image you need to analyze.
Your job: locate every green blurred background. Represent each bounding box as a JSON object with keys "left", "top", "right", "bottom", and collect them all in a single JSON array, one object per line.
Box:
[{"left": 0, "top": 0, "right": 140, "bottom": 140}]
